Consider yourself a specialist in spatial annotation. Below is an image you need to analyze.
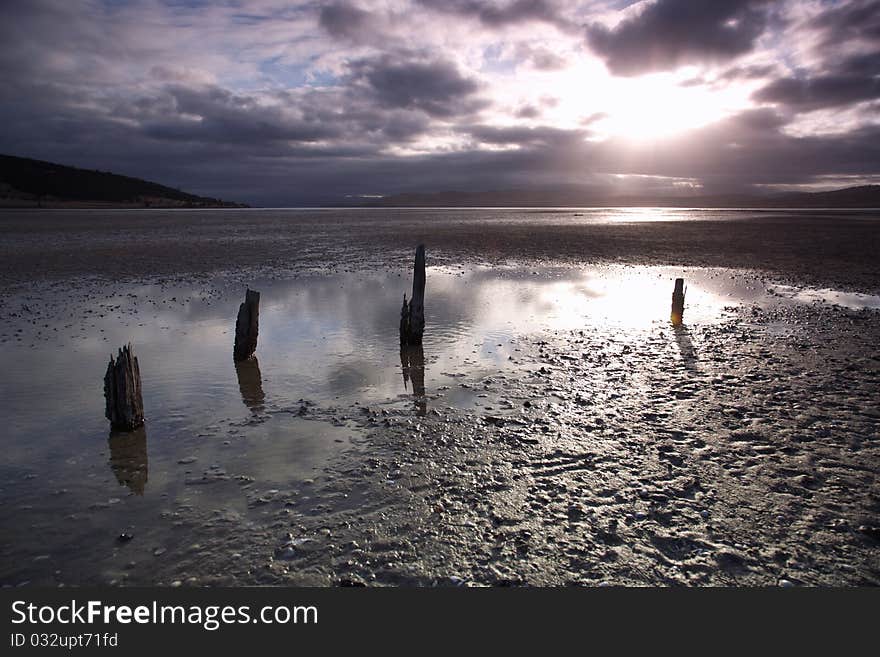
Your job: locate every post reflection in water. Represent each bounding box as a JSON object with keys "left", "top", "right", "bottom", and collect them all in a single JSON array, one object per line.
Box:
[
  {"left": 107, "top": 427, "right": 148, "bottom": 495},
  {"left": 235, "top": 356, "right": 266, "bottom": 413},
  {"left": 673, "top": 324, "right": 698, "bottom": 373},
  {"left": 400, "top": 344, "right": 427, "bottom": 415}
]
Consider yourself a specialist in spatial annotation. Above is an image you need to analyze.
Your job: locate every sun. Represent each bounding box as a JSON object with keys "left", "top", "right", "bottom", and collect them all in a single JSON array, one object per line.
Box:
[
  {"left": 498, "top": 60, "right": 752, "bottom": 143},
  {"left": 591, "top": 73, "right": 746, "bottom": 141}
]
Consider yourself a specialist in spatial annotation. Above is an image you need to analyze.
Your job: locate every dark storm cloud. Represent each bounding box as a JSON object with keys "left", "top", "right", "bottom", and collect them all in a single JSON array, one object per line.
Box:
[
  {"left": 838, "top": 50, "right": 880, "bottom": 77},
  {"left": 754, "top": 74, "right": 880, "bottom": 112},
  {"left": 753, "top": 37, "right": 880, "bottom": 113},
  {"left": 319, "top": 2, "right": 373, "bottom": 37},
  {"left": 0, "top": 1, "right": 130, "bottom": 86},
  {"left": 317, "top": 2, "right": 392, "bottom": 44},
  {"left": 717, "top": 64, "right": 778, "bottom": 81},
  {"left": 466, "top": 124, "right": 589, "bottom": 146},
  {"left": 142, "top": 92, "right": 339, "bottom": 144},
  {"left": 807, "top": 0, "right": 880, "bottom": 47},
  {"left": 0, "top": 72, "right": 433, "bottom": 181},
  {"left": 415, "top": 0, "right": 572, "bottom": 29},
  {"left": 137, "top": 82, "right": 438, "bottom": 148},
  {"left": 348, "top": 55, "right": 486, "bottom": 117},
  {"left": 106, "top": 83, "right": 344, "bottom": 146},
  {"left": 586, "top": 0, "right": 772, "bottom": 75},
  {"left": 747, "top": 1, "right": 880, "bottom": 114}
]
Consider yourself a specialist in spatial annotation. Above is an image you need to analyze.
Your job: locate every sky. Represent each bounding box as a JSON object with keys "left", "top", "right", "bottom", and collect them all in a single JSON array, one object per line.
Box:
[{"left": 1, "top": 0, "right": 879, "bottom": 205}]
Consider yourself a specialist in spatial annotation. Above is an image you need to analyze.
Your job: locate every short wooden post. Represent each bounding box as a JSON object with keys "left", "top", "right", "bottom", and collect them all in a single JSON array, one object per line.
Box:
[
  {"left": 104, "top": 343, "right": 145, "bottom": 431},
  {"left": 400, "top": 245, "right": 426, "bottom": 345},
  {"left": 233, "top": 288, "right": 260, "bottom": 361},
  {"left": 671, "top": 278, "right": 686, "bottom": 325}
]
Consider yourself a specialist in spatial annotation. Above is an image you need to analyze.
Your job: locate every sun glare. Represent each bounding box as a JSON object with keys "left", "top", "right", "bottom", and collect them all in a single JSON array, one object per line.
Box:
[
  {"left": 501, "top": 61, "right": 751, "bottom": 143},
  {"left": 587, "top": 74, "right": 747, "bottom": 141}
]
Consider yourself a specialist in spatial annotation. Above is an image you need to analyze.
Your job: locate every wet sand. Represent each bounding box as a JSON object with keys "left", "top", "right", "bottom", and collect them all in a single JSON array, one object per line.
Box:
[
  {"left": 0, "top": 208, "right": 878, "bottom": 586},
  {"left": 1, "top": 208, "right": 879, "bottom": 293}
]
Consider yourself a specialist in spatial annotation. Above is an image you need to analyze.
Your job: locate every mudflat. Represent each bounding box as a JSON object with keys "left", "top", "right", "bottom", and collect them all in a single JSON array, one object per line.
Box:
[
  {"left": 1, "top": 208, "right": 878, "bottom": 291},
  {"left": 0, "top": 208, "right": 878, "bottom": 586}
]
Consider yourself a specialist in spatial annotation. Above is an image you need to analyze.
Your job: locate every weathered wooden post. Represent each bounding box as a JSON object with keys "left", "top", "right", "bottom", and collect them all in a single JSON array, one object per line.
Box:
[
  {"left": 104, "top": 343, "right": 145, "bottom": 431},
  {"left": 671, "top": 278, "right": 686, "bottom": 325},
  {"left": 233, "top": 288, "right": 260, "bottom": 361},
  {"left": 400, "top": 245, "right": 426, "bottom": 345}
]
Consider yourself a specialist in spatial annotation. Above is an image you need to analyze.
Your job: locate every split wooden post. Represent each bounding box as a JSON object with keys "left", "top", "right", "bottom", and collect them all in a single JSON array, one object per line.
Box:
[
  {"left": 400, "top": 244, "right": 426, "bottom": 345},
  {"left": 233, "top": 288, "right": 260, "bottom": 361},
  {"left": 104, "top": 343, "right": 145, "bottom": 431},
  {"left": 671, "top": 278, "right": 686, "bottom": 325}
]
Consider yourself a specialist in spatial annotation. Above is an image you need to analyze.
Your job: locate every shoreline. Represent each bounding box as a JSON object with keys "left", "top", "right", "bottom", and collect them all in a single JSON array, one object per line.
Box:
[
  {"left": 1, "top": 208, "right": 878, "bottom": 295},
  {"left": 0, "top": 201, "right": 247, "bottom": 209}
]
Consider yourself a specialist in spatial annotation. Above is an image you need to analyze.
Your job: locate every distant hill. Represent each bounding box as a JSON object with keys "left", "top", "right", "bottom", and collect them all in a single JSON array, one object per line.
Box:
[
  {"left": 773, "top": 185, "right": 880, "bottom": 208},
  {"left": 0, "top": 154, "right": 247, "bottom": 208},
  {"left": 359, "top": 185, "right": 880, "bottom": 208}
]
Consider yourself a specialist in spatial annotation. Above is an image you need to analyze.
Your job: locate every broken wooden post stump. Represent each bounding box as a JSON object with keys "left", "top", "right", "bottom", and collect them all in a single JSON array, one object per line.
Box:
[
  {"left": 233, "top": 288, "right": 260, "bottom": 361},
  {"left": 671, "top": 278, "right": 686, "bottom": 325},
  {"left": 400, "top": 244, "right": 426, "bottom": 345},
  {"left": 104, "top": 343, "right": 145, "bottom": 431}
]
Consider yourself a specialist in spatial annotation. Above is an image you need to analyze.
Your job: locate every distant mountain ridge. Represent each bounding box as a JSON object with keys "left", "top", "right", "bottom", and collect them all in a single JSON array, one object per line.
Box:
[
  {"left": 0, "top": 154, "right": 247, "bottom": 208},
  {"left": 3, "top": 152, "right": 877, "bottom": 209},
  {"left": 360, "top": 185, "right": 880, "bottom": 208}
]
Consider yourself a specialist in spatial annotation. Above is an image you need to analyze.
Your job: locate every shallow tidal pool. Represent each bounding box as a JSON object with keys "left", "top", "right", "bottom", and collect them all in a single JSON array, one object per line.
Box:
[{"left": 1, "top": 264, "right": 877, "bottom": 585}]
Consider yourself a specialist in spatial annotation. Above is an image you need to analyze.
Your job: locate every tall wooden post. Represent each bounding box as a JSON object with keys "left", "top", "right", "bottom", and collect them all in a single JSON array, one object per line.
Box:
[
  {"left": 104, "top": 343, "right": 145, "bottom": 431},
  {"left": 234, "top": 288, "right": 260, "bottom": 361},
  {"left": 671, "top": 278, "right": 686, "bottom": 325},
  {"left": 400, "top": 245, "right": 426, "bottom": 345}
]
